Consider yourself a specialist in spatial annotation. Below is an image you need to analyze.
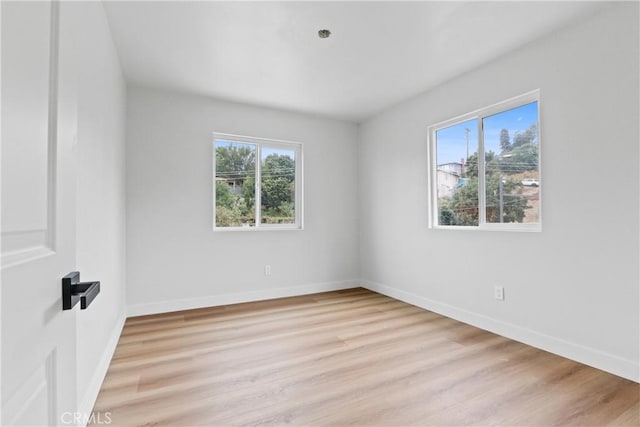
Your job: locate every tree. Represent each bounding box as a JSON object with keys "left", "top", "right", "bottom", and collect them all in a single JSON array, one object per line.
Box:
[
  {"left": 465, "top": 151, "right": 496, "bottom": 178},
  {"left": 484, "top": 173, "right": 528, "bottom": 223},
  {"left": 215, "top": 144, "right": 256, "bottom": 224},
  {"left": 444, "top": 150, "right": 529, "bottom": 225},
  {"left": 506, "top": 143, "right": 538, "bottom": 172},
  {"left": 215, "top": 144, "right": 255, "bottom": 186},
  {"left": 262, "top": 178, "right": 291, "bottom": 209},
  {"left": 215, "top": 181, "right": 242, "bottom": 226},
  {"left": 512, "top": 124, "right": 537, "bottom": 148},
  {"left": 261, "top": 154, "right": 295, "bottom": 219},
  {"left": 215, "top": 145, "right": 297, "bottom": 224},
  {"left": 438, "top": 198, "right": 458, "bottom": 225},
  {"left": 500, "top": 128, "right": 511, "bottom": 152},
  {"left": 449, "top": 176, "right": 480, "bottom": 225},
  {"left": 215, "top": 181, "right": 236, "bottom": 210},
  {"left": 215, "top": 205, "right": 241, "bottom": 227},
  {"left": 242, "top": 176, "right": 255, "bottom": 216},
  {"left": 262, "top": 154, "right": 294, "bottom": 181}
]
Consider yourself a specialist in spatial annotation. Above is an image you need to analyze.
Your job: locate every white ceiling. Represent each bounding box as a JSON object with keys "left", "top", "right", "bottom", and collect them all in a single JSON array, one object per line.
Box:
[{"left": 103, "top": 1, "right": 608, "bottom": 123}]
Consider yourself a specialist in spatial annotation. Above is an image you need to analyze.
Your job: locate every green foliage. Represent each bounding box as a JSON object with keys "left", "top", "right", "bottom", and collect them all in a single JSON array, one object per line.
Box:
[
  {"left": 440, "top": 121, "right": 537, "bottom": 226},
  {"left": 465, "top": 152, "right": 478, "bottom": 178},
  {"left": 448, "top": 176, "right": 480, "bottom": 225},
  {"left": 215, "top": 146, "right": 297, "bottom": 225},
  {"left": 443, "top": 147, "right": 531, "bottom": 224},
  {"left": 442, "top": 172, "right": 528, "bottom": 225},
  {"left": 261, "top": 154, "right": 295, "bottom": 220},
  {"left": 261, "top": 178, "right": 292, "bottom": 209},
  {"left": 507, "top": 143, "right": 538, "bottom": 171},
  {"left": 242, "top": 176, "right": 255, "bottom": 215},
  {"left": 215, "top": 181, "right": 236, "bottom": 210},
  {"left": 216, "top": 144, "right": 255, "bottom": 185},
  {"left": 277, "top": 201, "right": 294, "bottom": 218},
  {"left": 484, "top": 174, "right": 528, "bottom": 223},
  {"left": 465, "top": 151, "right": 495, "bottom": 178},
  {"left": 262, "top": 154, "right": 295, "bottom": 181},
  {"left": 215, "top": 181, "right": 246, "bottom": 226},
  {"left": 438, "top": 201, "right": 457, "bottom": 226},
  {"left": 497, "top": 123, "right": 538, "bottom": 174},
  {"left": 215, "top": 206, "right": 241, "bottom": 227},
  {"left": 215, "top": 143, "right": 256, "bottom": 226},
  {"left": 512, "top": 124, "right": 537, "bottom": 148}
]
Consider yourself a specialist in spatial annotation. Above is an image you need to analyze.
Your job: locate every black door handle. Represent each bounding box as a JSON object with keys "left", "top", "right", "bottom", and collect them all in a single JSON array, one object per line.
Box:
[{"left": 62, "top": 271, "right": 100, "bottom": 310}]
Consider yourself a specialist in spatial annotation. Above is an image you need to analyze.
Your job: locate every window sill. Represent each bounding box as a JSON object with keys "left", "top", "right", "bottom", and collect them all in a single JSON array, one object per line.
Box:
[
  {"left": 430, "top": 224, "right": 541, "bottom": 232},
  {"left": 213, "top": 225, "right": 304, "bottom": 232}
]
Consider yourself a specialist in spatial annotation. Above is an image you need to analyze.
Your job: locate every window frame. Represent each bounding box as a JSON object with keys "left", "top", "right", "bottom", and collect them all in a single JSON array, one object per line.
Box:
[
  {"left": 427, "top": 90, "right": 541, "bottom": 232},
  {"left": 213, "top": 132, "right": 303, "bottom": 231}
]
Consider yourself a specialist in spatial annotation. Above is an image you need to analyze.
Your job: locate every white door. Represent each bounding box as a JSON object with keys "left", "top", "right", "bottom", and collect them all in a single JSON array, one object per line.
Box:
[{"left": 2, "top": 1, "right": 81, "bottom": 425}]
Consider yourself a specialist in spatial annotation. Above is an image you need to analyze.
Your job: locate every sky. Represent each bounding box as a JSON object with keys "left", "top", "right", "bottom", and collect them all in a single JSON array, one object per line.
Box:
[
  {"left": 215, "top": 140, "right": 295, "bottom": 161},
  {"left": 436, "top": 101, "right": 538, "bottom": 165}
]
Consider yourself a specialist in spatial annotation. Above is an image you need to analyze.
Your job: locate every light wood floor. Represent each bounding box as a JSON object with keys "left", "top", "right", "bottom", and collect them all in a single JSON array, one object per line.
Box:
[{"left": 92, "top": 288, "right": 639, "bottom": 426}]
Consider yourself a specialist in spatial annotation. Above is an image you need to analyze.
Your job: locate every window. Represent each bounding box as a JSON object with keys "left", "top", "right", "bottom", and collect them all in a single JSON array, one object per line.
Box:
[
  {"left": 428, "top": 91, "right": 540, "bottom": 231},
  {"left": 213, "top": 133, "right": 303, "bottom": 230}
]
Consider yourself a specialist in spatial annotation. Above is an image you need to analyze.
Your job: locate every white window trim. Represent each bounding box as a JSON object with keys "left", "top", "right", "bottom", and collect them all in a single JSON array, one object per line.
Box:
[
  {"left": 213, "top": 132, "right": 304, "bottom": 231},
  {"left": 427, "top": 90, "right": 541, "bottom": 232}
]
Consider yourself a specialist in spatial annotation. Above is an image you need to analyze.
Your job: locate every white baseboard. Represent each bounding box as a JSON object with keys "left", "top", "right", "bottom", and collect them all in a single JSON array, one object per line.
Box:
[
  {"left": 127, "top": 279, "right": 361, "bottom": 317},
  {"left": 77, "top": 312, "right": 126, "bottom": 425},
  {"left": 362, "top": 279, "right": 639, "bottom": 383}
]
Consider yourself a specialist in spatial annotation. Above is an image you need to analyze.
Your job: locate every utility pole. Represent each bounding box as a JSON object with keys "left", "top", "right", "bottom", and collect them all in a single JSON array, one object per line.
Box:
[
  {"left": 499, "top": 176, "right": 504, "bottom": 223},
  {"left": 496, "top": 153, "right": 512, "bottom": 223},
  {"left": 464, "top": 128, "right": 470, "bottom": 177},
  {"left": 465, "top": 128, "right": 470, "bottom": 164}
]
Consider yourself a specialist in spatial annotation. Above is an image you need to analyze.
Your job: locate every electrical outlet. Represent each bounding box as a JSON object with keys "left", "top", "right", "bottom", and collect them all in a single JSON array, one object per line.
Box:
[
  {"left": 494, "top": 285, "right": 504, "bottom": 301},
  {"left": 264, "top": 265, "right": 272, "bottom": 276}
]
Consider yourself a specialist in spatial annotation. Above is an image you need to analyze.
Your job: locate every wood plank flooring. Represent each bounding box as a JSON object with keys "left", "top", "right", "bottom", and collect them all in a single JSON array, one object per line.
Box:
[{"left": 92, "top": 288, "right": 639, "bottom": 426}]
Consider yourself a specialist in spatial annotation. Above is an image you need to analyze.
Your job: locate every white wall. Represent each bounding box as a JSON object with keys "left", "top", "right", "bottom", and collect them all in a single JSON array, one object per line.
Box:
[
  {"left": 358, "top": 3, "right": 639, "bottom": 381},
  {"left": 126, "top": 87, "right": 359, "bottom": 315},
  {"left": 74, "top": 2, "right": 127, "bottom": 417}
]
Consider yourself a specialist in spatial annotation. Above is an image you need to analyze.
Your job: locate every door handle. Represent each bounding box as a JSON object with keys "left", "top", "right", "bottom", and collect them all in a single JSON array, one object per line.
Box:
[{"left": 62, "top": 271, "right": 100, "bottom": 310}]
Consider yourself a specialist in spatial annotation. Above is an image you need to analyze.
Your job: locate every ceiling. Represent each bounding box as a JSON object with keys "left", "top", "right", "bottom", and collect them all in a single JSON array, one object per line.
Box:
[{"left": 103, "top": 1, "right": 608, "bottom": 123}]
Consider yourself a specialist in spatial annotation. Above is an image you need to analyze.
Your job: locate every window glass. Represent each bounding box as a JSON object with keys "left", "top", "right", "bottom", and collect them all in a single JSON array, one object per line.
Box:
[
  {"left": 261, "top": 147, "right": 296, "bottom": 225},
  {"left": 213, "top": 134, "right": 302, "bottom": 230},
  {"left": 435, "top": 118, "right": 479, "bottom": 226},
  {"left": 214, "top": 140, "right": 256, "bottom": 228},
  {"left": 429, "top": 91, "right": 540, "bottom": 231},
  {"left": 483, "top": 102, "right": 539, "bottom": 224}
]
